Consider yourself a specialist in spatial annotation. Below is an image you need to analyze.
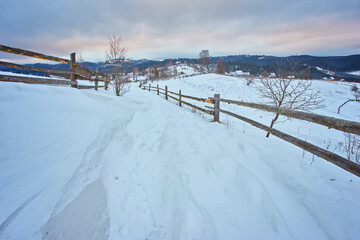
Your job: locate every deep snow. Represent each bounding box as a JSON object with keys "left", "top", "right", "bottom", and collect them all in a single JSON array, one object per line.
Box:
[{"left": 0, "top": 74, "right": 359, "bottom": 240}]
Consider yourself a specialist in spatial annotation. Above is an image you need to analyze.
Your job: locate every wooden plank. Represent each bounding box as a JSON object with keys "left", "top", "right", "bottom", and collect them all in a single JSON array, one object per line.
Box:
[
  {"left": 167, "top": 90, "right": 208, "bottom": 102},
  {"left": 207, "top": 106, "right": 360, "bottom": 177},
  {"left": 148, "top": 85, "right": 165, "bottom": 91},
  {"left": 0, "top": 44, "right": 72, "bottom": 65},
  {"left": 182, "top": 100, "right": 214, "bottom": 115},
  {"left": 77, "top": 85, "right": 105, "bottom": 89},
  {"left": 181, "top": 94, "right": 208, "bottom": 102},
  {"left": 210, "top": 97, "right": 360, "bottom": 135},
  {"left": 0, "top": 60, "right": 73, "bottom": 76},
  {"left": 168, "top": 94, "right": 179, "bottom": 102},
  {"left": 0, "top": 74, "right": 77, "bottom": 85},
  {"left": 167, "top": 90, "right": 180, "bottom": 96}
]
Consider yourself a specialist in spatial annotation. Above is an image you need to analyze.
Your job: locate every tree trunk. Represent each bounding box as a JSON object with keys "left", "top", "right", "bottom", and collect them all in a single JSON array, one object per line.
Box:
[{"left": 266, "top": 113, "right": 279, "bottom": 137}]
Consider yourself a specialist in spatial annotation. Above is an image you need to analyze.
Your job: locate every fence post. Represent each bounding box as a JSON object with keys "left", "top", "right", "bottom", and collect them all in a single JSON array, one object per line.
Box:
[
  {"left": 70, "top": 52, "right": 77, "bottom": 88},
  {"left": 94, "top": 69, "right": 98, "bottom": 91},
  {"left": 165, "top": 86, "right": 168, "bottom": 100},
  {"left": 179, "top": 90, "right": 182, "bottom": 106},
  {"left": 157, "top": 84, "right": 159, "bottom": 95},
  {"left": 214, "top": 94, "right": 220, "bottom": 122},
  {"left": 149, "top": 84, "right": 151, "bottom": 92}
]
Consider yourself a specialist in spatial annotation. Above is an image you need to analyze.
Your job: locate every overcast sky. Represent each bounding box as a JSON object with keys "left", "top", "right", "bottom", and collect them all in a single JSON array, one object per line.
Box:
[{"left": 1, "top": 0, "right": 359, "bottom": 63}]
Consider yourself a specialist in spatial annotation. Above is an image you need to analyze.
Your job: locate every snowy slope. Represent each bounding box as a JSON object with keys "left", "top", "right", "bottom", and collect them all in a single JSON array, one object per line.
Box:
[
  {"left": 156, "top": 74, "right": 360, "bottom": 160},
  {"left": 0, "top": 78, "right": 359, "bottom": 240}
]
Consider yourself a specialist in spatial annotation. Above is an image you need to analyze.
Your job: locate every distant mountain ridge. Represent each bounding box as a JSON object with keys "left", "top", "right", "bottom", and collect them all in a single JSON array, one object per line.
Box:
[{"left": 1, "top": 54, "right": 359, "bottom": 81}]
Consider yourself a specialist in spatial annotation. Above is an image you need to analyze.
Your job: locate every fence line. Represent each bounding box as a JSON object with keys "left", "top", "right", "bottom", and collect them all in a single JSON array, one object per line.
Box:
[
  {"left": 141, "top": 84, "right": 360, "bottom": 177},
  {"left": 0, "top": 44, "right": 106, "bottom": 89},
  {"left": 144, "top": 84, "right": 214, "bottom": 115}
]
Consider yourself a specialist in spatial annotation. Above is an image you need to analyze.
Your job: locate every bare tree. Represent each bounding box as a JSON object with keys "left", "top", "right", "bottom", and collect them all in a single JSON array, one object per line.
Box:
[
  {"left": 106, "top": 34, "right": 129, "bottom": 96},
  {"left": 258, "top": 60, "right": 324, "bottom": 137},
  {"left": 132, "top": 66, "right": 139, "bottom": 81},
  {"left": 173, "top": 66, "right": 177, "bottom": 79},
  {"left": 198, "top": 50, "right": 210, "bottom": 72},
  {"left": 338, "top": 84, "right": 360, "bottom": 114},
  {"left": 215, "top": 59, "right": 226, "bottom": 74}
]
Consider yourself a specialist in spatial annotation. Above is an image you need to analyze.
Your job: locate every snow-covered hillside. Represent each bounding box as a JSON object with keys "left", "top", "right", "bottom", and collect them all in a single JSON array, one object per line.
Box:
[
  {"left": 157, "top": 74, "right": 360, "bottom": 161},
  {"left": 0, "top": 75, "right": 359, "bottom": 240}
]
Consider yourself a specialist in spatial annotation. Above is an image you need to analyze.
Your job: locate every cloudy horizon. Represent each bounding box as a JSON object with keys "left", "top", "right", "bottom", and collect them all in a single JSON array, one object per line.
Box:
[{"left": 1, "top": 0, "right": 359, "bottom": 63}]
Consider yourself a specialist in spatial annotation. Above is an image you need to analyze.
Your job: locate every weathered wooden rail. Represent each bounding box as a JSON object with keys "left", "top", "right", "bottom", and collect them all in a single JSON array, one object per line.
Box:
[
  {"left": 208, "top": 97, "right": 360, "bottom": 135},
  {"left": 0, "top": 44, "right": 106, "bottom": 88},
  {"left": 141, "top": 84, "right": 360, "bottom": 177},
  {"left": 0, "top": 74, "right": 77, "bottom": 85}
]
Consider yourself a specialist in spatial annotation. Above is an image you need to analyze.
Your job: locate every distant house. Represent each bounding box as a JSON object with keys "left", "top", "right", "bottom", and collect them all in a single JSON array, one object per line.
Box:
[
  {"left": 269, "top": 73, "right": 276, "bottom": 78},
  {"left": 231, "top": 70, "right": 250, "bottom": 76}
]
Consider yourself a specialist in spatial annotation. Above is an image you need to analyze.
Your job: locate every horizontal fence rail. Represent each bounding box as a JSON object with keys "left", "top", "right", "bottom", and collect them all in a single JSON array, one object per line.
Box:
[
  {"left": 0, "top": 60, "right": 75, "bottom": 76},
  {"left": 0, "top": 44, "right": 72, "bottom": 65},
  {"left": 209, "top": 97, "right": 360, "bottom": 136},
  {"left": 0, "top": 74, "right": 77, "bottom": 86},
  {"left": 141, "top": 84, "right": 360, "bottom": 177}
]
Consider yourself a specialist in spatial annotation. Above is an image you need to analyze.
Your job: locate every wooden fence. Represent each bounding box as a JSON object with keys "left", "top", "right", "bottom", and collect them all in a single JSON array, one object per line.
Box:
[
  {"left": 0, "top": 44, "right": 107, "bottom": 90},
  {"left": 140, "top": 83, "right": 360, "bottom": 177}
]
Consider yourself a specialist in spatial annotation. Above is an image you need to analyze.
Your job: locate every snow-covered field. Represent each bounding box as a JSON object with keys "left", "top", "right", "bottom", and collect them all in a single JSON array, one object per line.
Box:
[{"left": 0, "top": 73, "right": 359, "bottom": 240}]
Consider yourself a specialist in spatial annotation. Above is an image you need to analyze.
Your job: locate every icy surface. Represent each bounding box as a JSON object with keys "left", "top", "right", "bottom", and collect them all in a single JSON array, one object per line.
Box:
[{"left": 0, "top": 75, "right": 359, "bottom": 240}]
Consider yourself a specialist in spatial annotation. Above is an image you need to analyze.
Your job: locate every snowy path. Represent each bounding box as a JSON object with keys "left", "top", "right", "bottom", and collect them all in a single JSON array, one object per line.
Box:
[{"left": 0, "top": 82, "right": 359, "bottom": 239}]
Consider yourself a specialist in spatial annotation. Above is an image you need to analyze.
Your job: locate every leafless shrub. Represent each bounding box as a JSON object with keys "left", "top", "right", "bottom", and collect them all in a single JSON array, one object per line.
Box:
[
  {"left": 223, "top": 118, "right": 234, "bottom": 130},
  {"left": 343, "top": 133, "right": 360, "bottom": 164},
  {"left": 258, "top": 59, "right": 324, "bottom": 137},
  {"left": 106, "top": 34, "right": 129, "bottom": 96}
]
